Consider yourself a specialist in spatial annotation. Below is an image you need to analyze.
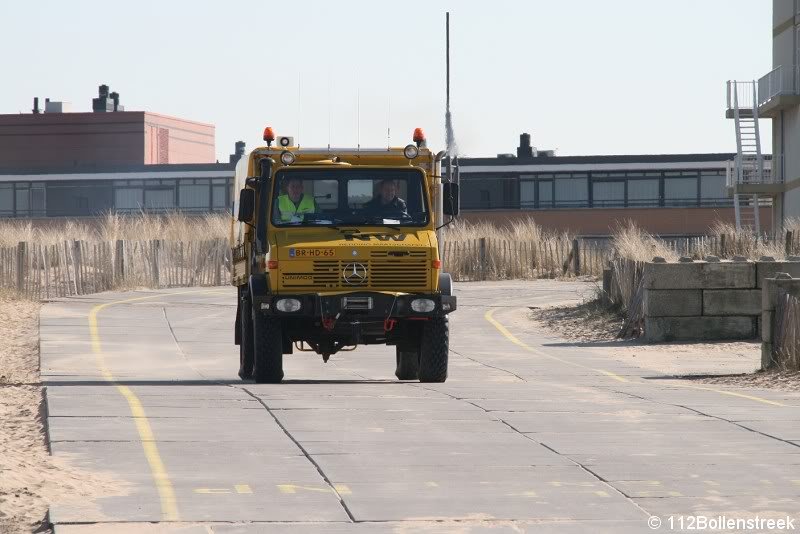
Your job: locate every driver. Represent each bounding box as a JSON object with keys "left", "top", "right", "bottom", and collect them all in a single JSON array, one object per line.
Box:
[
  {"left": 278, "top": 177, "right": 317, "bottom": 222},
  {"left": 364, "top": 179, "right": 407, "bottom": 214}
]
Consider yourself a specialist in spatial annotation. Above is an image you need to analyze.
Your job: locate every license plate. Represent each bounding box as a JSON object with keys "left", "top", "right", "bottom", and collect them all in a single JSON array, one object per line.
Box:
[{"left": 290, "top": 248, "right": 335, "bottom": 258}]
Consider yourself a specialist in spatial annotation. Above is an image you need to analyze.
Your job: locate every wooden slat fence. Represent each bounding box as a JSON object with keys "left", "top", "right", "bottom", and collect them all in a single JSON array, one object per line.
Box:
[
  {"left": 0, "top": 238, "right": 230, "bottom": 299},
  {"left": 442, "top": 237, "right": 612, "bottom": 281}
]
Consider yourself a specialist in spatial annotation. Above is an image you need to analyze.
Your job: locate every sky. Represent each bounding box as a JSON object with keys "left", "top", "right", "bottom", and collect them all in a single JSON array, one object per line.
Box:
[{"left": 0, "top": 0, "right": 773, "bottom": 161}]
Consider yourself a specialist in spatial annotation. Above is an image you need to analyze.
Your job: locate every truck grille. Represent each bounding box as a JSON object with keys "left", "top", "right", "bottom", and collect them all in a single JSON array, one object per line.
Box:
[{"left": 281, "top": 259, "right": 429, "bottom": 291}]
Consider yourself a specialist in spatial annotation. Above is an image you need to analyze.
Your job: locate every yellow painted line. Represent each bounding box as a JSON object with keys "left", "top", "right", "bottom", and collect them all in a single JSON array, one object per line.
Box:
[
  {"left": 664, "top": 383, "right": 786, "bottom": 407},
  {"left": 333, "top": 484, "right": 352, "bottom": 495},
  {"left": 235, "top": 484, "right": 253, "bottom": 494},
  {"left": 88, "top": 289, "right": 226, "bottom": 521},
  {"left": 277, "top": 484, "right": 332, "bottom": 494},
  {"left": 194, "top": 488, "right": 231, "bottom": 494},
  {"left": 484, "top": 308, "right": 629, "bottom": 383},
  {"left": 485, "top": 308, "right": 790, "bottom": 407}
]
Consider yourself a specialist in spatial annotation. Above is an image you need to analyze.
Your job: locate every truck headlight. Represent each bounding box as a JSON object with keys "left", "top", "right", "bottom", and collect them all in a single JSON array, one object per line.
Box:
[
  {"left": 275, "top": 298, "right": 302, "bottom": 312},
  {"left": 411, "top": 298, "right": 435, "bottom": 312}
]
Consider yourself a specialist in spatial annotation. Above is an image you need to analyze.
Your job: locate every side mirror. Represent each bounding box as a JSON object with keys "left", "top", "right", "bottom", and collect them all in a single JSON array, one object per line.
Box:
[
  {"left": 443, "top": 182, "right": 459, "bottom": 216},
  {"left": 237, "top": 188, "right": 255, "bottom": 222}
]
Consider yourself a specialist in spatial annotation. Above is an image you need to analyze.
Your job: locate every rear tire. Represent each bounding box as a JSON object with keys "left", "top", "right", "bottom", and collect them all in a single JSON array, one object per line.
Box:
[
  {"left": 238, "top": 299, "right": 254, "bottom": 380},
  {"left": 395, "top": 348, "right": 419, "bottom": 380},
  {"left": 418, "top": 317, "right": 449, "bottom": 383},
  {"left": 252, "top": 306, "right": 284, "bottom": 384}
]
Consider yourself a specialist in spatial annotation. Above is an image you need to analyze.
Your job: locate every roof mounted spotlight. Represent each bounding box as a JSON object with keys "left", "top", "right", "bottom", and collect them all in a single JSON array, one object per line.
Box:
[
  {"left": 263, "top": 126, "right": 275, "bottom": 147},
  {"left": 403, "top": 144, "right": 419, "bottom": 160},
  {"left": 278, "top": 136, "right": 294, "bottom": 147},
  {"left": 280, "top": 150, "right": 296, "bottom": 165}
]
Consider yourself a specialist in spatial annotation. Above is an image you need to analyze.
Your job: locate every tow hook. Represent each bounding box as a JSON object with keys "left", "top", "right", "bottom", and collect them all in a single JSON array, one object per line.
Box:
[{"left": 383, "top": 318, "right": 398, "bottom": 332}]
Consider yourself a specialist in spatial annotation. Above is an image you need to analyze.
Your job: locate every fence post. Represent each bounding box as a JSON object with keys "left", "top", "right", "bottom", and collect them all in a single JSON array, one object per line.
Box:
[
  {"left": 152, "top": 240, "right": 161, "bottom": 288},
  {"left": 73, "top": 240, "right": 83, "bottom": 295},
  {"left": 114, "top": 240, "right": 124, "bottom": 284},
  {"left": 720, "top": 234, "right": 726, "bottom": 258},
  {"left": 572, "top": 239, "right": 580, "bottom": 276},
  {"left": 479, "top": 237, "right": 487, "bottom": 281},
  {"left": 16, "top": 242, "right": 25, "bottom": 294},
  {"left": 786, "top": 230, "right": 794, "bottom": 256}
]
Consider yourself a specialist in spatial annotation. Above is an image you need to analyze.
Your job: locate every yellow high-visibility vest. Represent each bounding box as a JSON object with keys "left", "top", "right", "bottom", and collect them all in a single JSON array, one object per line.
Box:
[{"left": 278, "top": 194, "right": 316, "bottom": 221}]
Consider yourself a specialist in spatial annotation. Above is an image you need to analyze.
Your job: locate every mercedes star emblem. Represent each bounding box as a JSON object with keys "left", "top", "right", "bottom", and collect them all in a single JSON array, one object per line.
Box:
[{"left": 342, "top": 262, "right": 367, "bottom": 285}]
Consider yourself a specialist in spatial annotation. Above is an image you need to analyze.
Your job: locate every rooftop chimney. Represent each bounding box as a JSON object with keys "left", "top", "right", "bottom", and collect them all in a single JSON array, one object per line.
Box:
[
  {"left": 517, "top": 133, "right": 534, "bottom": 158},
  {"left": 32, "top": 97, "right": 40, "bottom": 114},
  {"left": 229, "top": 141, "right": 246, "bottom": 164}
]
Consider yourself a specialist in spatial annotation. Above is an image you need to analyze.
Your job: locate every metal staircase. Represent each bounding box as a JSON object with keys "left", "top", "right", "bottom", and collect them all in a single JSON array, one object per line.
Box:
[{"left": 730, "top": 81, "right": 764, "bottom": 233}]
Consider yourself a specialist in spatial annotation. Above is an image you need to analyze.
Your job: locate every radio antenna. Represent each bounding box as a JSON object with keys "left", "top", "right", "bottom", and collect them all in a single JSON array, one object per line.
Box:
[
  {"left": 387, "top": 95, "right": 391, "bottom": 150},
  {"left": 297, "top": 73, "right": 301, "bottom": 148},
  {"left": 357, "top": 84, "right": 361, "bottom": 153},
  {"left": 327, "top": 73, "right": 332, "bottom": 152}
]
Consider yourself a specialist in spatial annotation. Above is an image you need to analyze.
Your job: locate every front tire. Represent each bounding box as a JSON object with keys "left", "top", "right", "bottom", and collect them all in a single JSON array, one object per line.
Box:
[
  {"left": 418, "top": 317, "right": 449, "bottom": 383},
  {"left": 395, "top": 348, "right": 420, "bottom": 380},
  {"left": 252, "top": 307, "right": 284, "bottom": 384},
  {"left": 238, "top": 299, "right": 254, "bottom": 380}
]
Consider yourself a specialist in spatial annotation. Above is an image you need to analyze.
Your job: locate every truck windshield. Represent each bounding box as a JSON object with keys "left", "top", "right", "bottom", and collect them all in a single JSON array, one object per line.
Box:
[{"left": 271, "top": 168, "right": 429, "bottom": 227}]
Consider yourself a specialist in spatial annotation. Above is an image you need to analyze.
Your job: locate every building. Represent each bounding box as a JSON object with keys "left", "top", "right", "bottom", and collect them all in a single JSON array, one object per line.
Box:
[
  {"left": 456, "top": 134, "right": 769, "bottom": 236},
  {"left": 1, "top": 86, "right": 216, "bottom": 168},
  {"left": 0, "top": 85, "right": 239, "bottom": 218},
  {"left": 0, "top": 163, "right": 234, "bottom": 218},
  {"left": 725, "top": 2, "right": 796, "bottom": 233}
]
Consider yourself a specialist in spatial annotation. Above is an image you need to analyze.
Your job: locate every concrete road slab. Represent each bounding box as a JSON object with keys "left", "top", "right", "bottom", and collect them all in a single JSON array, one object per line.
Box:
[{"left": 40, "top": 282, "right": 800, "bottom": 532}]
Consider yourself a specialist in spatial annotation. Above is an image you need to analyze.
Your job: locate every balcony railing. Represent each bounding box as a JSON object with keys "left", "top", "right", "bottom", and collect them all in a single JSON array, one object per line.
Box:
[
  {"left": 725, "top": 155, "right": 780, "bottom": 187},
  {"left": 757, "top": 65, "right": 799, "bottom": 107}
]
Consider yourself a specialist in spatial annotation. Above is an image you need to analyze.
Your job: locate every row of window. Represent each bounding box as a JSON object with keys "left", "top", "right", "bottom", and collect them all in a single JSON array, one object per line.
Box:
[
  {"left": 462, "top": 170, "right": 732, "bottom": 210},
  {"left": 0, "top": 177, "right": 233, "bottom": 217}
]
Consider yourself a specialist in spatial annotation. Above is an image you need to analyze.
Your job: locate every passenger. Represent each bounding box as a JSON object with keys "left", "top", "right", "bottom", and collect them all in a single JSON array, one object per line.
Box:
[
  {"left": 364, "top": 179, "right": 407, "bottom": 214},
  {"left": 277, "top": 178, "right": 317, "bottom": 222}
]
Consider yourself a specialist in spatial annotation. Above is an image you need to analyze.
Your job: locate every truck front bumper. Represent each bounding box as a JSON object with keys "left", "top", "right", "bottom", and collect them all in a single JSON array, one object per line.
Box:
[{"left": 253, "top": 292, "right": 456, "bottom": 320}]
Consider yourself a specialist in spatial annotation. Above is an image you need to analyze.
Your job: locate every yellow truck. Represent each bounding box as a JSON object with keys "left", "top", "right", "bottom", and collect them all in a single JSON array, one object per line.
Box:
[{"left": 231, "top": 127, "right": 458, "bottom": 383}]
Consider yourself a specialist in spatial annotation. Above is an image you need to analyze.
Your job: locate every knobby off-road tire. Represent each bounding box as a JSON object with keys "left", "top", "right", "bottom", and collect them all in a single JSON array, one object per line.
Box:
[
  {"left": 418, "top": 317, "right": 449, "bottom": 383},
  {"left": 252, "top": 307, "right": 284, "bottom": 384},
  {"left": 395, "top": 348, "right": 420, "bottom": 380},
  {"left": 238, "top": 300, "right": 254, "bottom": 380}
]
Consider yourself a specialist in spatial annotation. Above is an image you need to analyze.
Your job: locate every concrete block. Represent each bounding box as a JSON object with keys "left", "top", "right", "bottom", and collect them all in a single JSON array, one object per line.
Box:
[
  {"left": 643, "top": 262, "right": 701, "bottom": 289},
  {"left": 762, "top": 277, "right": 800, "bottom": 311},
  {"left": 762, "top": 311, "right": 773, "bottom": 343},
  {"left": 761, "top": 342, "right": 774, "bottom": 370},
  {"left": 702, "top": 262, "right": 755, "bottom": 289},
  {"left": 756, "top": 261, "right": 800, "bottom": 287},
  {"left": 643, "top": 261, "right": 754, "bottom": 290},
  {"left": 702, "top": 289, "right": 761, "bottom": 316},
  {"left": 644, "top": 316, "right": 757, "bottom": 343},
  {"left": 643, "top": 289, "right": 701, "bottom": 317}
]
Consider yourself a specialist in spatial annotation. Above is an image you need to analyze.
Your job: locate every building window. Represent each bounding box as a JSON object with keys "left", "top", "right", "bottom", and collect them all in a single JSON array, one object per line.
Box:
[
  {"left": 627, "top": 179, "right": 660, "bottom": 207},
  {"left": 700, "top": 172, "right": 728, "bottom": 206},
  {"left": 212, "top": 185, "right": 227, "bottom": 209},
  {"left": 15, "top": 187, "right": 29, "bottom": 212},
  {"left": 538, "top": 180, "right": 553, "bottom": 208},
  {"left": 554, "top": 176, "right": 588, "bottom": 207},
  {"left": 144, "top": 188, "right": 174, "bottom": 210},
  {"left": 179, "top": 184, "right": 210, "bottom": 209},
  {"left": 592, "top": 181, "right": 624, "bottom": 208},
  {"left": 0, "top": 185, "right": 12, "bottom": 216},
  {"left": 520, "top": 181, "right": 535, "bottom": 209},
  {"left": 31, "top": 183, "right": 45, "bottom": 215},
  {"left": 115, "top": 188, "right": 143, "bottom": 210},
  {"left": 664, "top": 177, "right": 698, "bottom": 206}
]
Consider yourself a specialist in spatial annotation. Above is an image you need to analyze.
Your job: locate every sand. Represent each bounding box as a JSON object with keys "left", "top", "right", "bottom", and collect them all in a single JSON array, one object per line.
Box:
[{"left": 0, "top": 295, "right": 123, "bottom": 534}]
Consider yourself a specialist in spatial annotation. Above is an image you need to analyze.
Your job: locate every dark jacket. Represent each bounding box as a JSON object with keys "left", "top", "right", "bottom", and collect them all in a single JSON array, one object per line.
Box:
[{"left": 363, "top": 196, "right": 407, "bottom": 213}]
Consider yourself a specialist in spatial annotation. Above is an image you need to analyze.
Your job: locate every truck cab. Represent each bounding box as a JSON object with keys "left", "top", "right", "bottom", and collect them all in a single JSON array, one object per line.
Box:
[{"left": 231, "top": 128, "right": 458, "bottom": 383}]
